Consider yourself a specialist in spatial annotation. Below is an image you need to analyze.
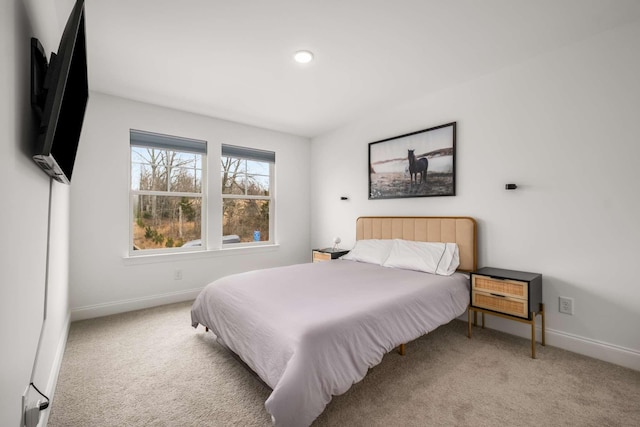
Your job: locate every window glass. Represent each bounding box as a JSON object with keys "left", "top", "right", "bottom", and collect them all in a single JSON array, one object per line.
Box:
[
  {"left": 130, "top": 130, "right": 206, "bottom": 253},
  {"left": 222, "top": 199, "right": 270, "bottom": 242},
  {"left": 221, "top": 145, "right": 274, "bottom": 244},
  {"left": 132, "top": 195, "right": 202, "bottom": 250}
]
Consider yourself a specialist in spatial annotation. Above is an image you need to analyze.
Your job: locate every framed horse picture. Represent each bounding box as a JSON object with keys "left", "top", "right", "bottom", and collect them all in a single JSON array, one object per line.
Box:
[{"left": 368, "top": 122, "right": 456, "bottom": 200}]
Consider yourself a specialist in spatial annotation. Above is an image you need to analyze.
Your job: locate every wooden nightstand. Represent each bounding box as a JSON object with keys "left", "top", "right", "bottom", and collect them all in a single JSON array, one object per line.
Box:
[
  {"left": 467, "top": 267, "right": 544, "bottom": 358},
  {"left": 312, "top": 248, "right": 349, "bottom": 263}
]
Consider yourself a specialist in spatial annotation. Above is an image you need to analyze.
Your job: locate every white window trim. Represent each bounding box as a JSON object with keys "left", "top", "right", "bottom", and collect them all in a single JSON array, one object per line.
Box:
[
  {"left": 122, "top": 242, "right": 280, "bottom": 265},
  {"left": 124, "top": 139, "right": 278, "bottom": 261}
]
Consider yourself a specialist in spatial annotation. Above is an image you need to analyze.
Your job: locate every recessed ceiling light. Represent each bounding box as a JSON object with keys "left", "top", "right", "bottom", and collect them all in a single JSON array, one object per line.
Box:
[{"left": 293, "top": 50, "right": 314, "bottom": 64}]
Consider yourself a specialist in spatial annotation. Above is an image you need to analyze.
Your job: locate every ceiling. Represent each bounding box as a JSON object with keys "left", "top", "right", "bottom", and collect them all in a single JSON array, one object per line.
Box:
[{"left": 73, "top": 0, "right": 640, "bottom": 138}]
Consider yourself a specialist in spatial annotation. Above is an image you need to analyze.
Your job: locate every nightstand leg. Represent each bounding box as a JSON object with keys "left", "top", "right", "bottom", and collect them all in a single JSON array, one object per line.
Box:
[
  {"left": 481, "top": 312, "right": 485, "bottom": 329},
  {"left": 531, "top": 312, "right": 536, "bottom": 359},
  {"left": 468, "top": 308, "right": 472, "bottom": 338},
  {"left": 540, "top": 303, "right": 546, "bottom": 346}
]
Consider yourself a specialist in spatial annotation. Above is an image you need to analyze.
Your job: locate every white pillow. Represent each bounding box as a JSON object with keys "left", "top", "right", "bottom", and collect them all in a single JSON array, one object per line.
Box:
[
  {"left": 382, "top": 239, "right": 460, "bottom": 276},
  {"left": 340, "top": 239, "right": 393, "bottom": 265}
]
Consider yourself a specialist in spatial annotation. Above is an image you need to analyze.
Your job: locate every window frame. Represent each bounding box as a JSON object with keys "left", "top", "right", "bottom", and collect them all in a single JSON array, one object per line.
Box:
[
  {"left": 220, "top": 144, "right": 275, "bottom": 247},
  {"left": 129, "top": 129, "right": 207, "bottom": 256}
]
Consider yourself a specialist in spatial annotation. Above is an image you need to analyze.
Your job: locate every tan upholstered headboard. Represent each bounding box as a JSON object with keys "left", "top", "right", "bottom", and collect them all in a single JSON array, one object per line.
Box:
[{"left": 355, "top": 216, "right": 477, "bottom": 272}]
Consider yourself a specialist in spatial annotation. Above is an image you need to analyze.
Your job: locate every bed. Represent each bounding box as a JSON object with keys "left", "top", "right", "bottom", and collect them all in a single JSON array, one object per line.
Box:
[{"left": 191, "top": 216, "right": 477, "bottom": 426}]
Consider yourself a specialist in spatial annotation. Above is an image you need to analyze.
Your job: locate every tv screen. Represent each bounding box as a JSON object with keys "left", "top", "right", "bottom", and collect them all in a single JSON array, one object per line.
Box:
[{"left": 31, "top": 0, "right": 88, "bottom": 184}]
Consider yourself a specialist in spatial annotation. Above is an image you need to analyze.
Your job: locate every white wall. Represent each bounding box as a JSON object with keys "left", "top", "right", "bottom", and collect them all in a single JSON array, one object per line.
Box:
[
  {"left": 69, "top": 93, "right": 311, "bottom": 319},
  {"left": 310, "top": 21, "right": 640, "bottom": 369},
  {"left": 1, "top": 0, "right": 72, "bottom": 425}
]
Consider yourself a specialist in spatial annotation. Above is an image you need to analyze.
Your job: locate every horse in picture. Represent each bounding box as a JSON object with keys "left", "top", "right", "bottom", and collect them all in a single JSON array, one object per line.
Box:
[{"left": 408, "top": 149, "right": 428, "bottom": 184}]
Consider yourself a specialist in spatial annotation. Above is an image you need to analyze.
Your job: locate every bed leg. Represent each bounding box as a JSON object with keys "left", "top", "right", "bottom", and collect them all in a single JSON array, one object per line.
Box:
[
  {"left": 398, "top": 343, "right": 405, "bottom": 356},
  {"left": 205, "top": 327, "right": 208, "bottom": 332}
]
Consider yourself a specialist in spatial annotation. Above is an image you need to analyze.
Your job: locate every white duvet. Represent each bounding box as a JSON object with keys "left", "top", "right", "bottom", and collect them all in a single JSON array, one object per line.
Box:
[{"left": 191, "top": 260, "right": 470, "bottom": 427}]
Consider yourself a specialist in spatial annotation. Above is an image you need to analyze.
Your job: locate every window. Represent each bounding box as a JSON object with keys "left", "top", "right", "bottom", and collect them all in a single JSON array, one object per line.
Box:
[
  {"left": 221, "top": 145, "right": 275, "bottom": 245},
  {"left": 130, "top": 130, "right": 206, "bottom": 253}
]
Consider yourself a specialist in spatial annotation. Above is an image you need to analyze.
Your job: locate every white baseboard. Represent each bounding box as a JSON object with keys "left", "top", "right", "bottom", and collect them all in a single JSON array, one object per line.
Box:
[
  {"left": 544, "top": 327, "right": 640, "bottom": 371},
  {"left": 39, "top": 311, "right": 71, "bottom": 427},
  {"left": 460, "top": 314, "right": 640, "bottom": 371},
  {"left": 71, "top": 287, "right": 203, "bottom": 322}
]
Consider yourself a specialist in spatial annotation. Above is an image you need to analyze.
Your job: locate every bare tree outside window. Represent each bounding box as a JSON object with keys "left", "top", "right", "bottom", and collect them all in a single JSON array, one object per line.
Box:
[
  {"left": 130, "top": 134, "right": 271, "bottom": 252},
  {"left": 221, "top": 150, "right": 273, "bottom": 244},
  {"left": 131, "top": 140, "right": 205, "bottom": 251}
]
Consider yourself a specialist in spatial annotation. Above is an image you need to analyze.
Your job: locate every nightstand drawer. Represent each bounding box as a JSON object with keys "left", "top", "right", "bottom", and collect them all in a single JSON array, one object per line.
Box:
[
  {"left": 472, "top": 291, "right": 528, "bottom": 318},
  {"left": 312, "top": 251, "right": 332, "bottom": 262},
  {"left": 312, "top": 249, "right": 349, "bottom": 263},
  {"left": 472, "top": 274, "right": 528, "bottom": 299}
]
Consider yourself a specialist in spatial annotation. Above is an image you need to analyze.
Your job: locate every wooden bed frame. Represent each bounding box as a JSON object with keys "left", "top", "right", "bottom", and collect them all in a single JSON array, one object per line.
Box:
[{"left": 355, "top": 216, "right": 477, "bottom": 355}]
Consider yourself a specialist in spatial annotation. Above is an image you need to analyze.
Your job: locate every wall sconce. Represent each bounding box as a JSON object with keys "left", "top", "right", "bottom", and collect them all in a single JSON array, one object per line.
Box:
[{"left": 505, "top": 184, "right": 518, "bottom": 190}]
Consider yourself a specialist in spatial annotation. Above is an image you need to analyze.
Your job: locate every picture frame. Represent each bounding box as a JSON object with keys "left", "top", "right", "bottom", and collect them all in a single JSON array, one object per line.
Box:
[{"left": 368, "top": 122, "right": 456, "bottom": 199}]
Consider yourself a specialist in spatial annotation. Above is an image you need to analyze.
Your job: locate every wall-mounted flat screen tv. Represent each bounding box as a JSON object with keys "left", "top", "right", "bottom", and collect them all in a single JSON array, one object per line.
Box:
[{"left": 31, "top": 0, "right": 88, "bottom": 184}]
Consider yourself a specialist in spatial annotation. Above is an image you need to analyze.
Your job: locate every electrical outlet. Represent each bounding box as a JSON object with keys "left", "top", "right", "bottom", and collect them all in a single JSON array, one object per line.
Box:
[
  {"left": 559, "top": 296, "right": 574, "bottom": 315},
  {"left": 22, "top": 386, "right": 41, "bottom": 427},
  {"left": 25, "top": 403, "right": 41, "bottom": 427},
  {"left": 22, "top": 385, "right": 29, "bottom": 427},
  {"left": 174, "top": 269, "right": 183, "bottom": 280}
]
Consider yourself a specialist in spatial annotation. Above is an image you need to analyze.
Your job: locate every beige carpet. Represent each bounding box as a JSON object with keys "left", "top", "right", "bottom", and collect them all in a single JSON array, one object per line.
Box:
[{"left": 48, "top": 301, "right": 640, "bottom": 426}]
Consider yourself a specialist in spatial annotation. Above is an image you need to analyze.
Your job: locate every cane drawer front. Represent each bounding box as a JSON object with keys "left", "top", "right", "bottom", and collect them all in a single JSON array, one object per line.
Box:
[
  {"left": 472, "top": 275, "right": 528, "bottom": 299},
  {"left": 312, "top": 251, "right": 332, "bottom": 263},
  {"left": 472, "top": 291, "right": 529, "bottom": 318}
]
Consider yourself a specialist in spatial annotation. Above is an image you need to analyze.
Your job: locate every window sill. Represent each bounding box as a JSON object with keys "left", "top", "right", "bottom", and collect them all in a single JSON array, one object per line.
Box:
[{"left": 122, "top": 243, "right": 280, "bottom": 266}]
